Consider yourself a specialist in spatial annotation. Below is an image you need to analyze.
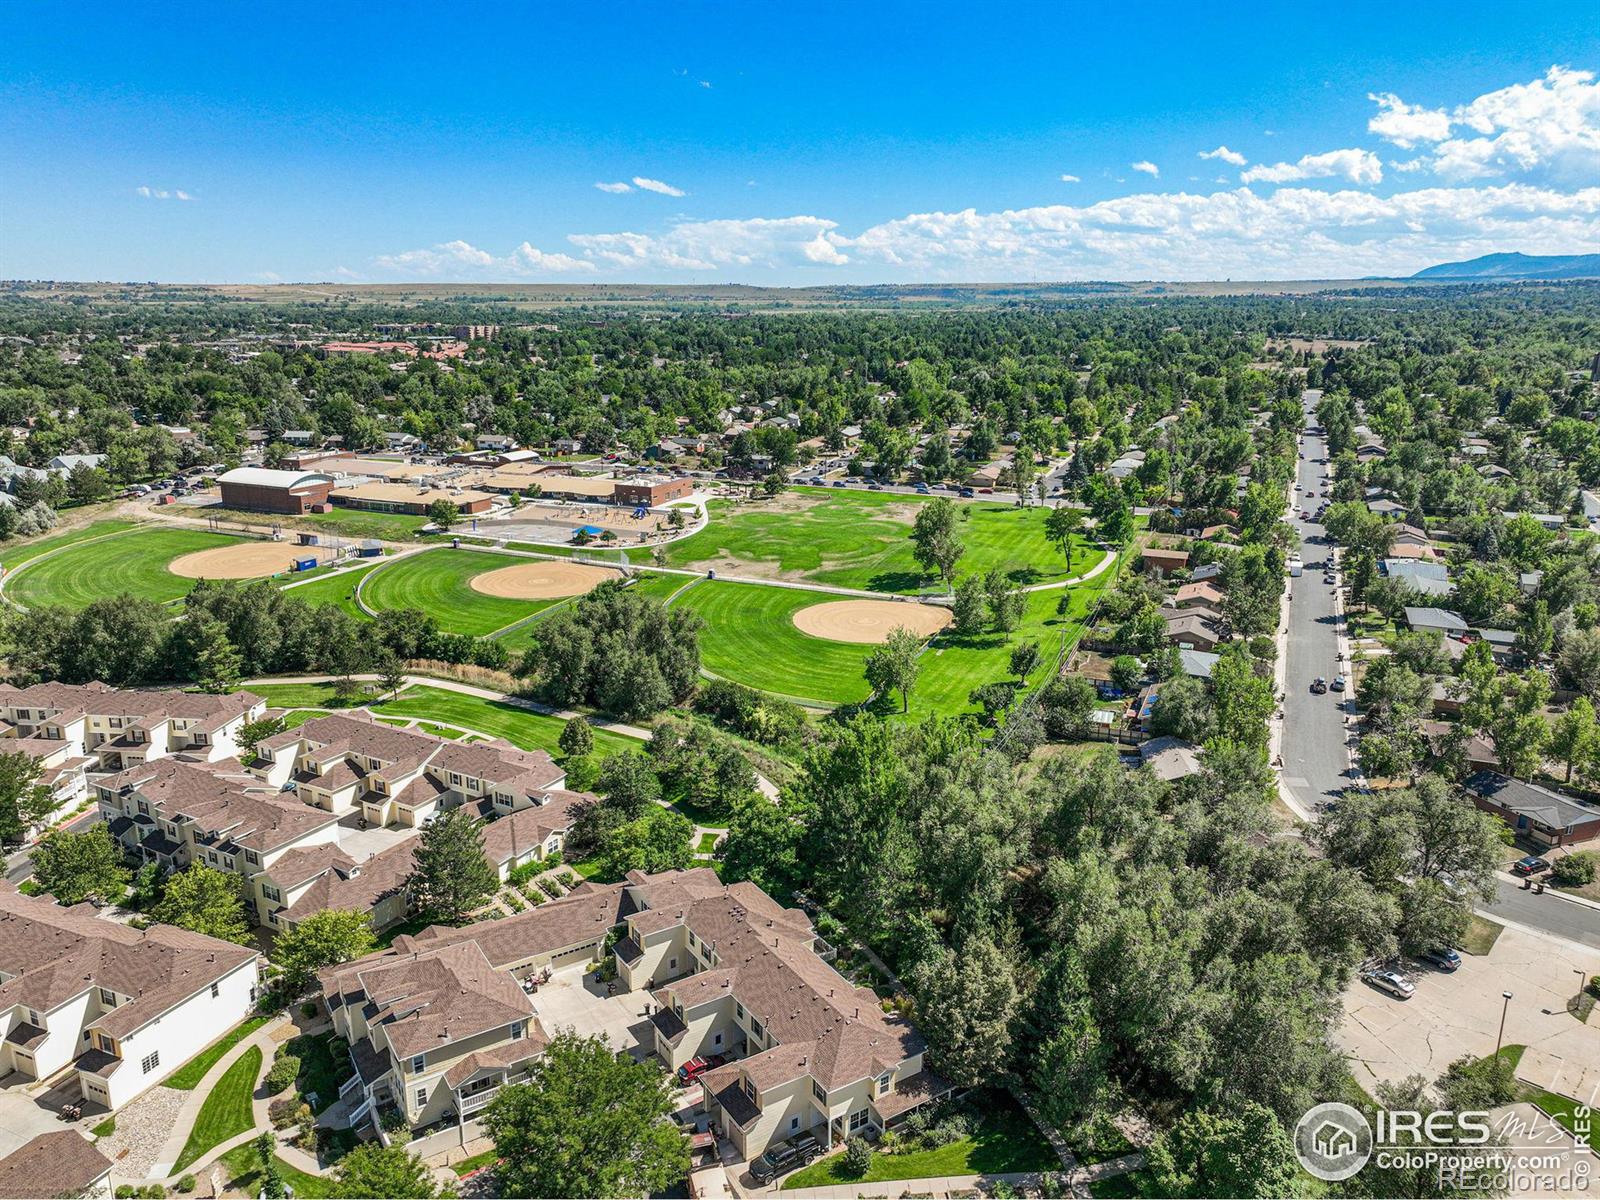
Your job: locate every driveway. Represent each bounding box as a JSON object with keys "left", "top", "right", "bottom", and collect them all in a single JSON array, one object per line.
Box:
[
  {"left": 0, "top": 1072, "right": 85, "bottom": 1158},
  {"left": 1339, "top": 922, "right": 1600, "bottom": 1102},
  {"left": 333, "top": 811, "right": 417, "bottom": 862},
  {"left": 526, "top": 965, "right": 656, "bottom": 1060}
]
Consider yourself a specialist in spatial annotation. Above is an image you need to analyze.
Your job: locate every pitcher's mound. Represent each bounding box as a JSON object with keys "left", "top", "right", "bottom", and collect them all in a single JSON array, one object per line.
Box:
[
  {"left": 470, "top": 560, "right": 619, "bottom": 600},
  {"left": 169, "top": 542, "right": 329, "bottom": 580},
  {"left": 792, "top": 599, "right": 952, "bottom": 644}
]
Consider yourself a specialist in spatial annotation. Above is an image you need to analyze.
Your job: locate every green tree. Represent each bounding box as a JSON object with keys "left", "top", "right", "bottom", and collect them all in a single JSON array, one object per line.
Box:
[
  {"left": 481, "top": 1033, "right": 688, "bottom": 1199},
  {"left": 406, "top": 808, "right": 497, "bottom": 923},
  {"left": 1552, "top": 698, "right": 1600, "bottom": 783},
  {"left": 0, "top": 750, "right": 56, "bottom": 845},
  {"left": 32, "top": 825, "right": 130, "bottom": 905},
  {"left": 909, "top": 497, "right": 965, "bottom": 589},
  {"left": 984, "top": 568, "right": 1025, "bottom": 635},
  {"left": 559, "top": 716, "right": 594, "bottom": 759},
  {"left": 907, "top": 934, "right": 1018, "bottom": 1087},
  {"left": 1209, "top": 644, "right": 1274, "bottom": 757},
  {"left": 594, "top": 751, "right": 663, "bottom": 817},
  {"left": 950, "top": 574, "right": 987, "bottom": 635},
  {"left": 1109, "top": 654, "right": 1142, "bottom": 692},
  {"left": 427, "top": 499, "right": 460, "bottom": 530},
  {"left": 273, "top": 909, "right": 376, "bottom": 995},
  {"left": 152, "top": 865, "right": 251, "bottom": 943},
  {"left": 236, "top": 716, "right": 286, "bottom": 760},
  {"left": 329, "top": 1144, "right": 448, "bottom": 1199},
  {"left": 1044, "top": 504, "right": 1083, "bottom": 570},
  {"left": 596, "top": 807, "right": 693, "bottom": 879},
  {"left": 864, "top": 626, "right": 923, "bottom": 712},
  {"left": 1147, "top": 1102, "right": 1298, "bottom": 1199},
  {"left": 1010, "top": 641, "right": 1043, "bottom": 683}
]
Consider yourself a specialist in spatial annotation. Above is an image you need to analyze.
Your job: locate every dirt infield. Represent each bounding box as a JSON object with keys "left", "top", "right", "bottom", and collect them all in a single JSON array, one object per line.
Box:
[
  {"left": 168, "top": 542, "right": 330, "bottom": 580},
  {"left": 469, "top": 560, "right": 620, "bottom": 600},
  {"left": 791, "top": 599, "right": 952, "bottom": 644}
]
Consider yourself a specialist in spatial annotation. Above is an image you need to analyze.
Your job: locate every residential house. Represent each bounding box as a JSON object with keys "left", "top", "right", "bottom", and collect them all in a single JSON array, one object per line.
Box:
[
  {"left": 1189, "top": 563, "right": 1223, "bottom": 584},
  {"left": 1164, "top": 613, "right": 1225, "bottom": 652},
  {"left": 1463, "top": 772, "right": 1600, "bottom": 849},
  {"left": 0, "top": 682, "right": 265, "bottom": 772},
  {"left": 0, "top": 882, "right": 259, "bottom": 1110},
  {"left": 1178, "top": 648, "right": 1220, "bottom": 679},
  {"left": 1390, "top": 524, "right": 1433, "bottom": 550},
  {"left": 0, "top": 1132, "right": 113, "bottom": 1199},
  {"left": 1139, "top": 736, "right": 1202, "bottom": 781},
  {"left": 1403, "top": 607, "right": 1470, "bottom": 637},
  {"left": 1381, "top": 559, "right": 1452, "bottom": 597},
  {"left": 260, "top": 840, "right": 416, "bottom": 933},
  {"left": 1474, "top": 627, "right": 1520, "bottom": 666},
  {"left": 1366, "top": 498, "right": 1407, "bottom": 517},
  {"left": 1140, "top": 548, "right": 1190, "bottom": 577},
  {"left": 1172, "top": 581, "right": 1226, "bottom": 610}
]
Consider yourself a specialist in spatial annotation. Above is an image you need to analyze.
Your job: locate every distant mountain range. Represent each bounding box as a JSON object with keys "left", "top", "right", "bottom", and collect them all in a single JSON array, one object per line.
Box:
[{"left": 1411, "top": 252, "right": 1600, "bottom": 280}]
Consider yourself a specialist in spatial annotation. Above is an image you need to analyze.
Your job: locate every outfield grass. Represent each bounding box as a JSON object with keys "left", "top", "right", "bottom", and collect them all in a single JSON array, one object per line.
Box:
[
  {"left": 673, "top": 580, "right": 876, "bottom": 707},
  {"left": 659, "top": 489, "right": 1099, "bottom": 593},
  {"left": 0, "top": 518, "right": 141, "bottom": 570},
  {"left": 279, "top": 561, "right": 379, "bottom": 618},
  {"left": 360, "top": 549, "right": 554, "bottom": 635},
  {"left": 174, "top": 1045, "right": 261, "bottom": 1172},
  {"left": 165, "top": 1017, "right": 269, "bottom": 1090},
  {"left": 5, "top": 527, "right": 249, "bottom": 608},
  {"left": 370, "top": 685, "right": 644, "bottom": 757},
  {"left": 781, "top": 1091, "right": 1056, "bottom": 1189}
]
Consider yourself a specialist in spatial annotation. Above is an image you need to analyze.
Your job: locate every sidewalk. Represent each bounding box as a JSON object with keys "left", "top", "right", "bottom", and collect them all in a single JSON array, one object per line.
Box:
[{"left": 148, "top": 1016, "right": 289, "bottom": 1180}]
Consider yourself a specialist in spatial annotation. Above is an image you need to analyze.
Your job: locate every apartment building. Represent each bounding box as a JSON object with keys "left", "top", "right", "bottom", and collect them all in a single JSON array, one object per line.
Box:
[
  {"left": 318, "top": 869, "right": 944, "bottom": 1160},
  {"left": 97, "top": 757, "right": 340, "bottom": 928},
  {"left": 0, "top": 682, "right": 265, "bottom": 772},
  {"left": 251, "top": 713, "right": 573, "bottom": 830},
  {"left": 261, "top": 838, "right": 418, "bottom": 933},
  {"left": 0, "top": 882, "right": 259, "bottom": 1111}
]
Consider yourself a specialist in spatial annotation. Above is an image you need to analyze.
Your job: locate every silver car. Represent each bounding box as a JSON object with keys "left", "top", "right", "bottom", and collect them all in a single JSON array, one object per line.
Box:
[{"left": 1364, "top": 968, "right": 1415, "bottom": 999}]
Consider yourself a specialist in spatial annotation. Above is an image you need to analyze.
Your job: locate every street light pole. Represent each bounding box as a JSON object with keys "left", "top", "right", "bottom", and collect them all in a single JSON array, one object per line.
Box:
[
  {"left": 1577, "top": 969, "right": 1589, "bottom": 1011},
  {"left": 1497, "top": 990, "right": 1514, "bottom": 1055}
]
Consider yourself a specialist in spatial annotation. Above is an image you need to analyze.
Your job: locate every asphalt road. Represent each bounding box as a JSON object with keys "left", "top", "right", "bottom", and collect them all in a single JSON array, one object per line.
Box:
[
  {"left": 1281, "top": 393, "right": 1359, "bottom": 813},
  {"left": 1281, "top": 390, "right": 1600, "bottom": 947},
  {"left": 3, "top": 808, "right": 99, "bottom": 884}
]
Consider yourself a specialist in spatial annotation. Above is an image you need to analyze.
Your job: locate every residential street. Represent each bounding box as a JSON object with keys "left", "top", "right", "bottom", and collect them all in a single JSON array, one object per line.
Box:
[{"left": 1281, "top": 390, "right": 1600, "bottom": 951}]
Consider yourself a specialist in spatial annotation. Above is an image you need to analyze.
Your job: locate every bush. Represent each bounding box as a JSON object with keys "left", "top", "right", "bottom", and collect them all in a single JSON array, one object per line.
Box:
[
  {"left": 844, "top": 1136, "right": 872, "bottom": 1176},
  {"left": 264, "top": 1053, "right": 301, "bottom": 1095},
  {"left": 268, "top": 1097, "right": 302, "bottom": 1128},
  {"left": 116, "top": 1187, "right": 137, "bottom": 1198},
  {"left": 1553, "top": 853, "right": 1597, "bottom": 887},
  {"left": 301, "top": 1002, "right": 318, "bottom": 1018},
  {"left": 175, "top": 1177, "right": 195, "bottom": 1195},
  {"left": 380, "top": 1107, "right": 409, "bottom": 1134}
]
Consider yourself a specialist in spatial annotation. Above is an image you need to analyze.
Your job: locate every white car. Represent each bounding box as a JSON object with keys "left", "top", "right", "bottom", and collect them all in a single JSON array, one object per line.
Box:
[{"left": 1365, "top": 969, "right": 1415, "bottom": 1000}]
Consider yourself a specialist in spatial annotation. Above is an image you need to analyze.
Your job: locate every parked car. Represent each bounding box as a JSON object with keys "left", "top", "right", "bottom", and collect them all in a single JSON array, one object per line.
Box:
[
  {"left": 958, "top": 487, "right": 975, "bottom": 497},
  {"left": 676, "top": 1054, "right": 726, "bottom": 1085},
  {"left": 1420, "top": 947, "right": 1462, "bottom": 972},
  {"left": 1512, "top": 855, "right": 1551, "bottom": 876},
  {"left": 832, "top": 480, "right": 847, "bottom": 488},
  {"left": 1310, "top": 677, "right": 1328, "bottom": 694},
  {"left": 1332, "top": 675, "right": 1346, "bottom": 692},
  {"left": 1364, "top": 968, "right": 1416, "bottom": 999},
  {"left": 750, "top": 1133, "right": 823, "bottom": 1183}
]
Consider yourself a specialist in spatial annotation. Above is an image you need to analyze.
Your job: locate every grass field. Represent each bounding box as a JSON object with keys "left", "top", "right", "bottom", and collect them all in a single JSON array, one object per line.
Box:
[
  {"left": 220, "top": 1143, "right": 334, "bottom": 1199},
  {"left": 673, "top": 580, "right": 877, "bottom": 706},
  {"left": 360, "top": 549, "right": 555, "bottom": 635},
  {"left": 370, "top": 685, "right": 644, "bottom": 757},
  {"left": 174, "top": 1044, "right": 261, "bottom": 1172},
  {"left": 279, "top": 561, "right": 379, "bottom": 618},
  {"left": 5, "top": 527, "right": 249, "bottom": 608},
  {"left": 491, "top": 567, "right": 690, "bottom": 652},
  {"left": 658, "top": 489, "right": 1100, "bottom": 593},
  {"left": 0, "top": 518, "right": 141, "bottom": 570},
  {"left": 218, "top": 504, "right": 430, "bottom": 542}
]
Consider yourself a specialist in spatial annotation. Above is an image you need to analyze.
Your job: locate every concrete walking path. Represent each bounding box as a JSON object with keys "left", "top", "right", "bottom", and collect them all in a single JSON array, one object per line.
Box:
[{"left": 149, "top": 1016, "right": 290, "bottom": 1180}]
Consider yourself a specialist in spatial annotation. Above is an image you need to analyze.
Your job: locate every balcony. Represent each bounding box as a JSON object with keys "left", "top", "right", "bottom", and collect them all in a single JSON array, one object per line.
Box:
[{"left": 457, "top": 1086, "right": 501, "bottom": 1117}]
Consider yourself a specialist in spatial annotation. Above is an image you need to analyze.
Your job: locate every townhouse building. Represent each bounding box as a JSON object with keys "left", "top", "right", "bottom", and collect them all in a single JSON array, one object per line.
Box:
[
  {"left": 97, "top": 757, "right": 341, "bottom": 928},
  {"left": 0, "top": 682, "right": 265, "bottom": 773},
  {"left": 0, "top": 882, "right": 259, "bottom": 1111},
  {"left": 251, "top": 714, "right": 574, "bottom": 831},
  {"left": 317, "top": 868, "right": 944, "bottom": 1162}
]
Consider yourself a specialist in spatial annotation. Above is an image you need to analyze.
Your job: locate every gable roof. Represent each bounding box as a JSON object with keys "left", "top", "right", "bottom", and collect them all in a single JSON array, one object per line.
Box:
[
  {"left": 0, "top": 1132, "right": 112, "bottom": 1200},
  {"left": 1464, "top": 772, "right": 1599, "bottom": 832}
]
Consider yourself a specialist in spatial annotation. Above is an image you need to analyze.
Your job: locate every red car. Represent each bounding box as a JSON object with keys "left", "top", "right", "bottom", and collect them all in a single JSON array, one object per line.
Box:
[{"left": 676, "top": 1054, "right": 727, "bottom": 1084}]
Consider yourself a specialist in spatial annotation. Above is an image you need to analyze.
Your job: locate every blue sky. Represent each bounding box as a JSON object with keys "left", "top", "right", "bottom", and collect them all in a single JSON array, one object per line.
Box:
[{"left": 3, "top": 1, "right": 1599, "bottom": 283}]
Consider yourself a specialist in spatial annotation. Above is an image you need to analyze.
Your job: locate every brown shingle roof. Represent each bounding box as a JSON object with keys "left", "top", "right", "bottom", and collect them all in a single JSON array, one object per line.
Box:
[{"left": 0, "top": 1132, "right": 112, "bottom": 1200}]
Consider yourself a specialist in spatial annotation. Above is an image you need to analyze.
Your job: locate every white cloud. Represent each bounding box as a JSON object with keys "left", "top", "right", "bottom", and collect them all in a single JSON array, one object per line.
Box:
[
  {"left": 1131, "top": 161, "right": 1160, "bottom": 177},
  {"left": 1367, "top": 92, "right": 1452, "bottom": 148},
  {"left": 567, "top": 216, "right": 844, "bottom": 271},
  {"left": 1240, "top": 148, "right": 1383, "bottom": 185},
  {"left": 595, "top": 181, "right": 633, "bottom": 193},
  {"left": 135, "top": 185, "right": 193, "bottom": 201},
  {"left": 1060, "top": 174, "right": 1081, "bottom": 183},
  {"left": 1199, "top": 145, "right": 1248, "bottom": 166},
  {"left": 373, "top": 239, "right": 593, "bottom": 277},
  {"left": 699, "top": 80, "right": 712, "bottom": 89},
  {"left": 632, "top": 176, "right": 686, "bottom": 197}
]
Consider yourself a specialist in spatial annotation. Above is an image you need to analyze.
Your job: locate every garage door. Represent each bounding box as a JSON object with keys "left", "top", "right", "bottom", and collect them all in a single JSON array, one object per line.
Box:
[{"left": 550, "top": 942, "right": 597, "bottom": 967}]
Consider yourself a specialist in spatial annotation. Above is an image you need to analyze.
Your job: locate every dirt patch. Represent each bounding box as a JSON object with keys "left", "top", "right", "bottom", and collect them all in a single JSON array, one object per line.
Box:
[
  {"left": 792, "top": 599, "right": 952, "bottom": 644},
  {"left": 168, "top": 542, "right": 332, "bottom": 579},
  {"left": 470, "top": 560, "right": 620, "bottom": 600}
]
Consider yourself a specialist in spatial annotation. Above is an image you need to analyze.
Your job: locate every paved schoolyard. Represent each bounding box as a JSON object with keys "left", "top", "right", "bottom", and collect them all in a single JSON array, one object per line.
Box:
[
  {"left": 525, "top": 965, "right": 657, "bottom": 1060},
  {"left": 1339, "top": 921, "right": 1600, "bottom": 1103}
]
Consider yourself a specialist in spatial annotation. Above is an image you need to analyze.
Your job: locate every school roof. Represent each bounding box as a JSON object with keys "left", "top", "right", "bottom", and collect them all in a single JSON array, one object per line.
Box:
[{"left": 218, "top": 467, "right": 336, "bottom": 490}]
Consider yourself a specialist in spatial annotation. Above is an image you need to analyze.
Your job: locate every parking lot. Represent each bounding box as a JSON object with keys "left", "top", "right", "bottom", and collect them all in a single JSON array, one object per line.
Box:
[{"left": 1340, "top": 921, "right": 1600, "bottom": 1102}]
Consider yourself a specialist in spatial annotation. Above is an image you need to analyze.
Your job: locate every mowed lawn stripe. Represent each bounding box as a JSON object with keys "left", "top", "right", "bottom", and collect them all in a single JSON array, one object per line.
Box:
[
  {"left": 278, "top": 562, "right": 379, "bottom": 619},
  {"left": 5, "top": 527, "right": 249, "bottom": 608},
  {"left": 0, "top": 518, "right": 142, "bottom": 571},
  {"left": 359, "top": 549, "right": 551, "bottom": 636},
  {"left": 370, "top": 685, "right": 643, "bottom": 758},
  {"left": 660, "top": 488, "right": 1094, "bottom": 593},
  {"left": 671, "top": 580, "right": 876, "bottom": 707}
]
